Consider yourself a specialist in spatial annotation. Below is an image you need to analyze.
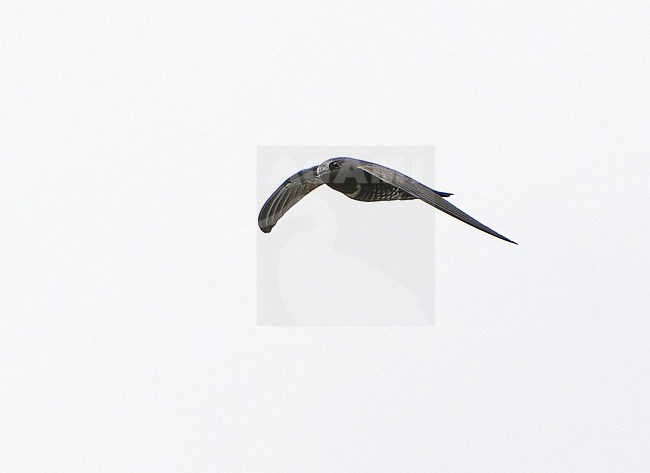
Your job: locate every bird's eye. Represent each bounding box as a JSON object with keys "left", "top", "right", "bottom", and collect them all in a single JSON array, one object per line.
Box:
[{"left": 329, "top": 161, "right": 342, "bottom": 171}]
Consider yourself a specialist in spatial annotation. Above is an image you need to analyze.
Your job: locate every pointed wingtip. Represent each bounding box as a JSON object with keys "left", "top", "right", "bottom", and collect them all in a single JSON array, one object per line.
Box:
[{"left": 498, "top": 234, "right": 517, "bottom": 245}]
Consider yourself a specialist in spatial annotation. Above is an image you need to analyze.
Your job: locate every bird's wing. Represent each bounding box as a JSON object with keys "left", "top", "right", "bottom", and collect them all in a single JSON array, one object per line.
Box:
[
  {"left": 356, "top": 161, "right": 517, "bottom": 244},
  {"left": 258, "top": 166, "right": 324, "bottom": 233}
]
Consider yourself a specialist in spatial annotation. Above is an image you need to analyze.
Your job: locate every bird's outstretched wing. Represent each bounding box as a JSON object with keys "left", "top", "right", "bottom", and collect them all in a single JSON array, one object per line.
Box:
[
  {"left": 258, "top": 166, "right": 323, "bottom": 233},
  {"left": 356, "top": 161, "right": 517, "bottom": 244}
]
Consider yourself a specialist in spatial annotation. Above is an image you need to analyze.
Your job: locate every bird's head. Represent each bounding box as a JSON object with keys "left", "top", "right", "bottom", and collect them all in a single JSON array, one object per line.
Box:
[{"left": 317, "top": 157, "right": 360, "bottom": 184}]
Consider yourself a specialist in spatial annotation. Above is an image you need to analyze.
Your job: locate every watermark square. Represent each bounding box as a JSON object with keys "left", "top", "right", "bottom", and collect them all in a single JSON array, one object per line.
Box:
[{"left": 257, "top": 146, "right": 436, "bottom": 325}]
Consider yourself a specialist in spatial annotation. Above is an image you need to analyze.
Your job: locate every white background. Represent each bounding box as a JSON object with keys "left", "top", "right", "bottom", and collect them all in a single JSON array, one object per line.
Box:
[{"left": 1, "top": 1, "right": 649, "bottom": 472}]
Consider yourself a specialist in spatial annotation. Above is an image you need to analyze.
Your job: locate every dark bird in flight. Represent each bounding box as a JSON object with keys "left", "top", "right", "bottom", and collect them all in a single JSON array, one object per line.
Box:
[{"left": 258, "top": 158, "right": 517, "bottom": 244}]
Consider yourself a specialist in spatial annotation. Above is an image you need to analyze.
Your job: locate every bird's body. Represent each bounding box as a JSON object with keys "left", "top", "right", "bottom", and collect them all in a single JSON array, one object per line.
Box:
[
  {"left": 258, "top": 157, "right": 517, "bottom": 244},
  {"left": 324, "top": 168, "right": 415, "bottom": 202},
  {"left": 352, "top": 179, "right": 416, "bottom": 202}
]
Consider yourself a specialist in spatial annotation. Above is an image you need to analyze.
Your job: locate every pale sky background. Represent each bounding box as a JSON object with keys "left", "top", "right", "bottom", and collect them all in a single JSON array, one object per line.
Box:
[{"left": 1, "top": 1, "right": 650, "bottom": 472}]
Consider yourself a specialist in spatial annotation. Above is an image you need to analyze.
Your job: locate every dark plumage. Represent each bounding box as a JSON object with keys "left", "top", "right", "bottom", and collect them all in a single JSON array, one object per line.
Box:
[{"left": 258, "top": 157, "right": 517, "bottom": 244}]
